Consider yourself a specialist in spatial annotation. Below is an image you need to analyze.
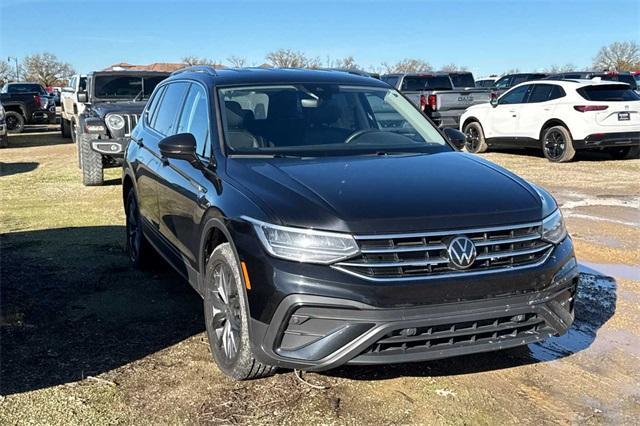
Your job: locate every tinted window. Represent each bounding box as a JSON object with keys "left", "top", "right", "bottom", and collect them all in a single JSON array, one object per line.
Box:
[
  {"left": 79, "top": 77, "right": 87, "bottom": 91},
  {"left": 494, "top": 76, "right": 511, "bottom": 89},
  {"left": 499, "top": 85, "right": 531, "bottom": 104},
  {"left": 6, "top": 83, "right": 46, "bottom": 94},
  {"left": 449, "top": 73, "right": 475, "bottom": 88},
  {"left": 528, "top": 84, "right": 555, "bottom": 103},
  {"left": 476, "top": 79, "right": 495, "bottom": 88},
  {"left": 577, "top": 85, "right": 640, "bottom": 101},
  {"left": 382, "top": 76, "right": 399, "bottom": 88},
  {"left": 94, "top": 75, "right": 167, "bottom": 100},
  {"left": 145, "top": 85, "right": 166, "bottom": 125},
  {"left": 511, "top": 75, "right": 532, "bottom": 86},
  {"left": 549, "top": 85, "right": 565, "bottom": 100},
  {"left": 152, "top": 82, "right": 189, "bottom": 135},
  {"left": 177, "top": 84, "right": 210, "bottom": 156},
  {"left": 401, "top": 76, "right": 452, "bottom": 91}
]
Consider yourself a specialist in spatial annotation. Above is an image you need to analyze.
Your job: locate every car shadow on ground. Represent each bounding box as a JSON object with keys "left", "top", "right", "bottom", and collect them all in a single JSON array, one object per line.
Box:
[
  {"left": 488, "top": 147, "right": 634, "bottom": 162},
  {"left": 6, "top": 127, "right": 69, "bottom": 149},
  {"left": 325, "top": 269, "right": 617, "bottom": 381},
  {"left": 0, "top": 161, "right": 39, "bottom": 177},
  {"left": 0, "top": 226, "right": 204, "bottom": 396}
]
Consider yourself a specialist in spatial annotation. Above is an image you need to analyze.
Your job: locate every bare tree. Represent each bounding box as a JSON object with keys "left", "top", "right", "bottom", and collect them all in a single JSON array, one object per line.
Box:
[
  {"left": 382, "top": 58, "right": 432, "bottom": 74},
  {"left": 326, "top": 55, "right": 360, "bottom": 70},
  {"left": 502, "top": 68, "right": 520, "bottom": 75},
  {"left": 181, "top": 56, "right": 224, "bottom": 68},
  {"left": 21, "top": 53, "right": 75, "bottom": 86},
  {"left": 593, "top": 40, "right": 640, "bottom": 71},
  {"left": 0, "top": 60, "right": 15, "bottom": 85},
  {"left": 265, "top": 49, "right": 320, "bottom": 68},
  {"left": 440, "top": 63, "right": 469, "bottom": 72},
  {"left": 543, "top": 64, "right": 576, "bottom": 73},
  {"left": 227, "top": 55, "right": 247, "bottom": 68}
]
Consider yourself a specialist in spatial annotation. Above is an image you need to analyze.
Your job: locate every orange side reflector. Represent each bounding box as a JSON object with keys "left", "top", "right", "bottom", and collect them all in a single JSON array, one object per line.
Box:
[{"left": 241, "top": 261, "right": 251, "bottom": 290}]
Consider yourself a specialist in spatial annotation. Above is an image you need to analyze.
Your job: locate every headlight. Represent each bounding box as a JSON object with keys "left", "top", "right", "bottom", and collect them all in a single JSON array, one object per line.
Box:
[
  {"left": 106, "top": 114, "right": 125, "bottom": 130},
  {"left": 542, "top": 209, "right": 567, "bottom": 244},
  {"left": 244, "top": 217, "right": 359, "bottom": 264}
]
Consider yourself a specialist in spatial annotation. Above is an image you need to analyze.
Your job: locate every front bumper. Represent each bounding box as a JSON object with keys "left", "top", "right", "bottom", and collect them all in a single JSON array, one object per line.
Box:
[
  {"left": 233, "top": 218, "right": 578, "bottom": 370},
  {"left": 427, "top": 111, "right": 462, "bottom": 128},
  {"left": 574, "top": 131, "right": 640, "bottom": 149}
]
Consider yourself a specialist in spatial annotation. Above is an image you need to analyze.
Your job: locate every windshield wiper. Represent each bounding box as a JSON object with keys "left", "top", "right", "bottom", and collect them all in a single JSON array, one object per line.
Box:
[{"left": 132, "top": 88, "right": 144, "bottom": 102}]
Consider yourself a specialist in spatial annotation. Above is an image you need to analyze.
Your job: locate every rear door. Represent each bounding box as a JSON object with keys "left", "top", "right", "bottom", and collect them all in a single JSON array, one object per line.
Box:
[
  {"left": 487, "top": 84, "right": 532, "bottom": 138},
  {"left": 516, "top": 84, "right": 565, "bottom": 139}
]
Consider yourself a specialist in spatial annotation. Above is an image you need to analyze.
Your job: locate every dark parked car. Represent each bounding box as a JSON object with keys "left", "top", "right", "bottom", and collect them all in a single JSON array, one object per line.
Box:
[
  {"left": 545, "top": 71, "right": 638, "bottom": 91},
  {"left": 0, "top": 102, "right": 8, "bottom": 148},
  {"left": 0, "top": 82, "right": 57, "bottom": 132},
  {"left": 123, "top": 67, "right": 578, "bottom": 380},
  {"left": 492, "top": 73, "right": 548, "bottom": 96},
  {"left": 75, "top": 70, "right": 169, "bottom": 185}
]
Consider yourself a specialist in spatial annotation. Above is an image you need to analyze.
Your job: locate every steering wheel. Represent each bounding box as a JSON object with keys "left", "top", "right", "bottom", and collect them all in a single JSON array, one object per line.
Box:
[{"left": 344, "top": 128, "right": 381, "bottom": 144}]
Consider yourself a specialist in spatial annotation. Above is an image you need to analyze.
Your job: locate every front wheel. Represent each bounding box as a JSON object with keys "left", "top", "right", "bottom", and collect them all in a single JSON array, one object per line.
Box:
[
  {"left": 463, "top": 121, "right": 488, "bottom": 153},
  {"left": 61, "top": 118, "right": 71, "bottom": 138},
  {"left": 542, "top": 126, "right": 575, "bottom": 163},
  {"left": 125, "top": 190, "right": 153, "bottom": 268},
  {"left": 79, "top": 133, "right": 103, "bottom": 186},
  {"left": 204, "top": 243, "right": 276, "bottom": 380}
]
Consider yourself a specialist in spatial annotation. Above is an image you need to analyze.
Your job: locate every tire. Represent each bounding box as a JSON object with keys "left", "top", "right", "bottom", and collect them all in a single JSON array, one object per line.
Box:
[
  {"left": 204, "top": 243, "right": 277, "bottom": 380},
  {"left": 607, "top": 146, "right": 639, "bottom": 160},
  {"left": 5, "top": 111, "right": 25, "bottom": 134},
  {"left": 80, "top": 132, "right": 103, "bottom": 186},
  {"left": 0, "top": 135, "right": 7, "bottom": 149},
  {"left": 463, "top": 121, "right": 488, "bottom": 153},
  {"left": 71, "top": 119, "right": 77, "bottom": 143},
  {"left": 61, "top": 118, "right": 71, "bottom": 138},
  {"left": 125, "top": 190, "right": 153, "bottom": 268},
  {"left": 542, "top": 125, "right": 575, "bottom": 163}
]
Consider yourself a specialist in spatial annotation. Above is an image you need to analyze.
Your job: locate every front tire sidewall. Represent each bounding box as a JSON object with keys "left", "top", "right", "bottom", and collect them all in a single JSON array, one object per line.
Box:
[
  {"left": 542, "top": 126, "right": 575, "bottom": 163},
  {"left": 80, "top": 133, "right": 104, "bottom": 186},
  {"left": 463, "top": 121, "right": 488, "bottom": 153},
  {"left": 204, "top": 244, "right": 255, "bottom": 380}
]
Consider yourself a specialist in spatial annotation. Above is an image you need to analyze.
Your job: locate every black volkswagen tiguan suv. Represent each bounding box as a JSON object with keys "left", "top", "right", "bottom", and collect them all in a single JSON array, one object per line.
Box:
[{"left": 123, "top": 66, "right": 578, "bottom": 379}]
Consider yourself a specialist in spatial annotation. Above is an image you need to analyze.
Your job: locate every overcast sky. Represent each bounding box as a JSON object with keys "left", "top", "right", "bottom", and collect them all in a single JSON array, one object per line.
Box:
[{"left": 1, "top": 0, "right": 638, "bottom": 76}]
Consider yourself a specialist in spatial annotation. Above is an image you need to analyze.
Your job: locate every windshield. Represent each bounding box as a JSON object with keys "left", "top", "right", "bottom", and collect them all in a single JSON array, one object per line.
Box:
[
  {"left": 3, "top": 83, "right": 46, "bottom": 95},
  {"left": 93, "top": 75, "right": 166, "bottom": 100},
  {"left": 449, "top": 73, "right": 475, "bottom": 88},
  {"left": 219, "top": 84, "right": 449, "bottom": 156}
]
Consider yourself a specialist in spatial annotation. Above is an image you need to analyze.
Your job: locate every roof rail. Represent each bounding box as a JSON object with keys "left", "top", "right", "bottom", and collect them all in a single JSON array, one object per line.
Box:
[
  {"left": 171, "top": 65, "right": 218, "bottom": 76},
  {"left": 321, "top": 68, "right": 374, "bottom": 78}
]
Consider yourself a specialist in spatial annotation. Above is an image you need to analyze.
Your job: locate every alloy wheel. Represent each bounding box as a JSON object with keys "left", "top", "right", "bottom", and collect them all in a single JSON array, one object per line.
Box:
[
  {"left": 544, "top": 129, "right": 566, "bottom": 161},
  {"left": 465, "top": 126, "right": 480, "bottom": 152},
  {"left": 209, "top": 263, "right": 242, "bottom": 361},
  {"left": 6, "top": 115, "right": 18, "bottom": 131}
]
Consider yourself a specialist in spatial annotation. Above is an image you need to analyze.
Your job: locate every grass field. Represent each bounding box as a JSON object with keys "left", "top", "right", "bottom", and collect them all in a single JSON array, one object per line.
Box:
[{"left": 1, "top": 129, "right": 639, "bottom": 425}]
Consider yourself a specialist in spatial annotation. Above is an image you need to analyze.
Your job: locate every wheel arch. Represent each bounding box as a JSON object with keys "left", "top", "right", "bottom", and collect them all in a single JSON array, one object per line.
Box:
[
  {"left": 461, "top": 116, "right": 482, "bottom": 132},
  {"left": 198, "top": 214, "right": 244, "bottom": 295},
  {"left": 539, "top": 118, "right": 572, "bottom": 141}
]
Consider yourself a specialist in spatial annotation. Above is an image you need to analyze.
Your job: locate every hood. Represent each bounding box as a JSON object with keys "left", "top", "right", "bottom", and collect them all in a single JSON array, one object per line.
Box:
[
  {"left": 88, "top": 101, "right": 147, "bottom": 119},
  {"left": 227, "top": 152, "right": 544, "bottom": 234}
]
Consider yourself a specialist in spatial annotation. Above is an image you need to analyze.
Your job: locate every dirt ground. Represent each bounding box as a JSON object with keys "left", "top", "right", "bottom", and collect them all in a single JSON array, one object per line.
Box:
[{"left": 1, "top": 128, "right": 639, "bottom": 425}]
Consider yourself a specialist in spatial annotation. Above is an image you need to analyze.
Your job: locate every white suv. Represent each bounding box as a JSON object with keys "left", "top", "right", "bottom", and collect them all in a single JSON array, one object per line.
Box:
[{"left": 460, "top": 79, "right": 640, "bottom": 162}]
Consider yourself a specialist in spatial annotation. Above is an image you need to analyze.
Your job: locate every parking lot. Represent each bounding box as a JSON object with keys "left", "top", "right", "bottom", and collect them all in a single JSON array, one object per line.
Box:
[{"left": 0, "top": 129, "right": 638, "bottom": 424}]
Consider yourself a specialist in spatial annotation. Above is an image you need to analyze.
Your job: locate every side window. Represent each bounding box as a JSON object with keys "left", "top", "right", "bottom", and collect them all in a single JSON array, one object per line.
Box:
[
  {"left": 549, "top": 85, "right": 566, "bottom": 100},
  {"left": 68, "top": 76, "right": 75, "bottom": 90},
  {"left": 177, "top": 84, "right": 210, "bottom": 157},
  {"left": 145, "top": 85, "right": 166, "bottom": 126},
  {"left": 152, "top": 82, "right": 189, "bottom": 136},
  {"left": 499, "top": 85, "right": 531, "bottom": 105},
  {"left": 494, "top": 76, "right": 511, "bottom": 89},
  {"left": 527, "top": 84, "right": 554, "bottom": 103},
  {"left": 511, "top": 75, "right": 529, "bottom": 86},
  {"left": 383, "top": 76, "right": 399, "bottom": 88},
  {"left": 79, "top": 77, "right": 87, "bottom": 91}
]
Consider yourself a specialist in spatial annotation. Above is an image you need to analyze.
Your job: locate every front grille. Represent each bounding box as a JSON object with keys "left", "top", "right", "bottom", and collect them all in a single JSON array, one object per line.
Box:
[
  {"left": 358, "top": 312, "right": 551, "bottom": 359},
  {"left": 334, "top": 222, "right": 552, "bottom": 281},
  {"left": 123, "top": 114, "right": 139, "bottom": 135}
]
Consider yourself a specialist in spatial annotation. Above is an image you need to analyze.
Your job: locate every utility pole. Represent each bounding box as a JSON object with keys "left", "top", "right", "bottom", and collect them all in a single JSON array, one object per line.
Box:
[{"left": 7, "top": 56, "right": 19, "bottom": 81}]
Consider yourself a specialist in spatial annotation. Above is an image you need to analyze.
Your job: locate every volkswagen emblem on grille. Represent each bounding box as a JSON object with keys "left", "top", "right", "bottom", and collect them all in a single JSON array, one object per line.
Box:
[{"left": 447, "top": 236, "right": 477, "bottom": 269}]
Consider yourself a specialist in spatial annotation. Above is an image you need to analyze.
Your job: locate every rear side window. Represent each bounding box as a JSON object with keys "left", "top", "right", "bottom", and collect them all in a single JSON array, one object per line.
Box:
[
  {"left": 145, "top": 85, "right": 166, "bottom": 125},
  {"left": 177, "top": 84, "right": 210, "bottom": 157},
  {"left": 528, "top": 84, "right": 565, "bottom": 103},
  {"left": 494, "top": 76, "right": 511, "bottom": 89},
  {"left": 401, "top": 76, "right": 452, "bottom": 91},
  {"left": 382, "top": 76, "right": 399, "bottom": 88},
  {"left": 577, "top": 85, "right": 640, "bottom": 101},
  {"left": 152, "top": 82, "right": 189, "bottom": 135}
]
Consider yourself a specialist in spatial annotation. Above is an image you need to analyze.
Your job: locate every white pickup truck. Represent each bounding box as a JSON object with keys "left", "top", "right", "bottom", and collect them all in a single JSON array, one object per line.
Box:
[
  {"left": 381, "top": 72, "right": 491, "bottom": 128},
  {"left": 60, "top": 74, "right": 87, "bottom": 141}
]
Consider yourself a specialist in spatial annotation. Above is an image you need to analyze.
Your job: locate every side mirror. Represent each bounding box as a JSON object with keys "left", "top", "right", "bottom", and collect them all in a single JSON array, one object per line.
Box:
[
  {"left": 443, "top": 127, "right": 466, "bottom": 150},
  {"left": 77, "top": 92, "right": 88, "bottom": 103},
  {"left": 159, "top": 133, "right": 198, "bottom": 163},
  {"left": 490, "top": 93, "right": 499, "bottom": 107}
]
